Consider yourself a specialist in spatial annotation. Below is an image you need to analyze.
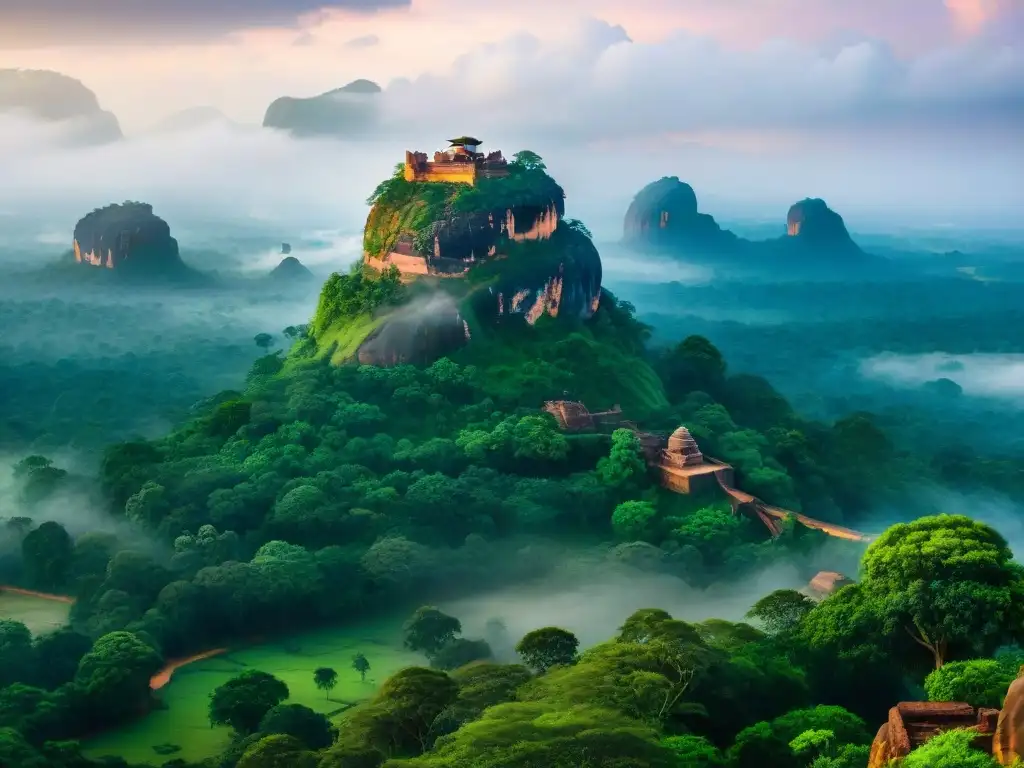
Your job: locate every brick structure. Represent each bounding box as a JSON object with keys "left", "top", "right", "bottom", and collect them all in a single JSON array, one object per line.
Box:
[
  {"left": 868, "top": 702, "right": 1001, "bottom": 768},
  {"left": 404, "top": 136, "right": 509, "bottom": 186}
]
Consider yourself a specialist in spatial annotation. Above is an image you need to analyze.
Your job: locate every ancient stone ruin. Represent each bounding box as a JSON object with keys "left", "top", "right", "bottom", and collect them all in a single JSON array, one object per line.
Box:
[
  {"left": 662, "top": 426, "right": 704, "bottom": 468},
  {"left": 802, "top": 571, "right": 855, "bottom": 601},
  {"left": 403, "top": 136, "right": 509, "bottom": 186},
  {"left": 869, "top": 673, "right": 1024, "bottom": 767}
]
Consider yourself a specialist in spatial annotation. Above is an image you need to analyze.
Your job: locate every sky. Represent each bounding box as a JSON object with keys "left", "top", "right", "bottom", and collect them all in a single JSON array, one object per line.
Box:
[{"left": 0, "top": 0, "right": 1021, "bottom": 236}]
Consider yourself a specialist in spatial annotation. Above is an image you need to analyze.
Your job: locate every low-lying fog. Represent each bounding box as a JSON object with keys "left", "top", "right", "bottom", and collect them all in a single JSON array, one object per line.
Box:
[{"left": 861, "top": 352, "right": 1024, "bottom": 403}]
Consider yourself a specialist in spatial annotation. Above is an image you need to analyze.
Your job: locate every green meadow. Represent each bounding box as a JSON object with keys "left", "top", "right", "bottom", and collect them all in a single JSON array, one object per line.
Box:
[
  {"left": 0, "top": 591, "right": 71, "bottom": 634},
  {"left": 84, "top": 617, "right": 423, "bottom": 764}
]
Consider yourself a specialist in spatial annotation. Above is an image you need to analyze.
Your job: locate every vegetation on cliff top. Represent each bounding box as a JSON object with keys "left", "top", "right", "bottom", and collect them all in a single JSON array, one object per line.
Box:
[{"left": 363, "top": 151, "right": 566, "bottom": 258}]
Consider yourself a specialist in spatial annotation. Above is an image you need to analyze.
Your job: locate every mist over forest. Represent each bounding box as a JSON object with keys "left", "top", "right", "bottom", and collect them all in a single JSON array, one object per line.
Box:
[{"left": 1, "top": 9, "right": 1023, "bottom": 764}]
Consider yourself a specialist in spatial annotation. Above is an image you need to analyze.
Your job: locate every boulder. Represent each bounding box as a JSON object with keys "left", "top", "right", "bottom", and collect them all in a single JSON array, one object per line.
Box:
[{"left": 994, "top": 671, "right": 1024, "bottom": 765}]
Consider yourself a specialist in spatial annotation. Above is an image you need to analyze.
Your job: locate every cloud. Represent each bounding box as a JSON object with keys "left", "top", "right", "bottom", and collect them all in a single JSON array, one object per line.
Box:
[
  {"left": 377, "top": 18, "right": 1023, "bottom": 143},
  {"left": 344, "top": 33, "right": 381, "bottom": 49},
  {"left": 0, "top": 0, "right": 410, "bottom": 48}
]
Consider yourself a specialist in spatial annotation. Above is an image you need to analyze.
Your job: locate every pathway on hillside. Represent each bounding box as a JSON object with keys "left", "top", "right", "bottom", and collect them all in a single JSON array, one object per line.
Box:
[{"left": 711, "top": 470, "right": 876, "bottom": 542}]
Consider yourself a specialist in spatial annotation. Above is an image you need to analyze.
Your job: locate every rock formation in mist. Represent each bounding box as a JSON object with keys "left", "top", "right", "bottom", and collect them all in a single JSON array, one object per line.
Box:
[
  {"left": 785, "top": 197, "right": 859, "bottom": 253},
  {"left": 0, "top": 69, "right": 122, "bottom": 145},
  {"left": 269, "top": 256, "right": 315, "bottom": 283},
  {"left": 262, "top": 79, "right": 382, "bottom": 138},
  {"left": 624, "top": 177, "right": 869, "bottom": 269},
  {"left": 623, "top": 176, "right": 738, "bottom": 254},
  {"left": 72, "top": 202, "right": 193, "bottom": 279},
  {"left": 313, "top": 144, "right": 604, "bottom": 367}
]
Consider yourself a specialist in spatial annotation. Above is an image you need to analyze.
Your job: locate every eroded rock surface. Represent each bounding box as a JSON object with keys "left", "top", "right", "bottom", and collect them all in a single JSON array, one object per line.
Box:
[
  {"left": 994, "top": 672, "right": 1024, "bottom": 765},
  {"left": 72, "top": 202, "right": 188, "bottom": 277}
]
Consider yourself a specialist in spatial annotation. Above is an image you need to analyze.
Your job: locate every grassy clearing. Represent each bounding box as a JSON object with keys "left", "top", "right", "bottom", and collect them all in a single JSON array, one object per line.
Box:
[
  {"left": 0, "top": 591, "right": 70, "bottom": 634},
  {"left": 84, "top": 616, "right": 423, "bottom": 764},
  {"left": 315, "top": 312, "right": 386, "bottom": 365}
]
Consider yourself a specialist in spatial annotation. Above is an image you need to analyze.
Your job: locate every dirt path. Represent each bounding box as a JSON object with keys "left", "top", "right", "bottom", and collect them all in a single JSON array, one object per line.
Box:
[
  {"left": 0, "top": 585, "right": 75, "bottom": 603},
  {"left": 150, "top": 648, "right": 229, "bottom": 691}
]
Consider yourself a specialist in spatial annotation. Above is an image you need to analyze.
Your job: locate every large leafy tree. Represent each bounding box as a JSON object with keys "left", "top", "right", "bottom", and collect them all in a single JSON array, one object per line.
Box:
[
  {"left": 209, "top": 670, "right": 290, "bottom": 734},
  {"left": 402, "top": 607, "right": 462, "bottom": 659},
  {"left": 21, "top": 521, "right": 74, "bottom": 589},
  {"left": 803, "top": 514, "right": 1024, "bottom": 670},
  {"left": 258, "top": 703, "right": 336, "bottom": 750},
  {"left": 515, "top": 627, "right": 579, "bottom": 673},
  {"left": 73, "top": 631, "right": 163, "bottom": 727},
  {"left": 597, "top": 429, "right": 648, "bottom": 493}
]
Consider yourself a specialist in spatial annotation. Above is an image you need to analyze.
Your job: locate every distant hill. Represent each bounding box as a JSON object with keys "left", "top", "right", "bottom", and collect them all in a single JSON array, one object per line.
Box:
[
  {"left": 262, "top": 79, "right": 382, "bottom": 137},
  {"left": 268, "top": 256, "right": 315, "bottom": 283},
  {"left": 624, "top": 176, "right": 876, "bottom": 275},
  {"left": 0, "top": 68, "right": 121, "bottom": 144}
]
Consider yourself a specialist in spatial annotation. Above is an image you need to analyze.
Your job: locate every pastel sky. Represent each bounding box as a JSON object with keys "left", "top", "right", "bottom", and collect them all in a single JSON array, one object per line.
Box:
[
  {"left": 0, "top": 0, "right": 1021, "bottom": 232},
  {"left": 1, "top": 0, "right": 1021, "bottom": 130}
]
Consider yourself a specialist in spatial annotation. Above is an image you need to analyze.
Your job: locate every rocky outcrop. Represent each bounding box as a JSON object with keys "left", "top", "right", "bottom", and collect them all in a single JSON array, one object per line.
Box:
[
  {"left": 786, "top": 198, "right": 859, "bottom": 253},
  {"left": 868, "top": 702, "right": 999, "bottom": 768},
  {"left": 623, "top": 177, "right": 738, "bottom": 254},
  {"left": 623, "top": 179, "right": 869, "bottom": 269},
  {"left": 994, "top": 671, "right": 1024, "bottom": 765},
  {"left": 262, "top": 79, "right": 381, "bottom": 137},
  {"left": 72, "top": 202, "right": 189, "bottom": 277},
  {"left": 356, "top": 295, "right": 470, "bottom": 367},
  {"left": 268, "top": 256, "right": 314, "bottom": 283},
  {"left": 0, "top": 69, "right": 121, "bottom": 145}
]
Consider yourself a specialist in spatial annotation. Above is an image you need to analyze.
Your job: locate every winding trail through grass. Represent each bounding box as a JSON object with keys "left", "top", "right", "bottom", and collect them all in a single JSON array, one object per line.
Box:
[
  {"left": 0, "top": 585, "right": 74, "bottom": 603},
  {"left": 150, "top": 649, "right": 230, "bottom": 691}
]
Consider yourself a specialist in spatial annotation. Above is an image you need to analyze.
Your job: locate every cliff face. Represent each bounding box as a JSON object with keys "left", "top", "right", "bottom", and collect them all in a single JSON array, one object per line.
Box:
[
  {"left": 785, "top": 197, "right": 859, "bottom": 252},
  {"left": 362, "top": 162, "right": 601, "bottom": 326},
  {"left": 0, "top": 69, "right": 122, "bottom": 145},
  {"left": 262, "top": 79, "right": 381, "bottom": 137},
  {"left": 72, "top": 202, "right": 189, "bottom": 277}
]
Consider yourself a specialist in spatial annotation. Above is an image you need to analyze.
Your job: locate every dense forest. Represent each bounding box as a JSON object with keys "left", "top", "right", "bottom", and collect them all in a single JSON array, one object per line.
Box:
[{"left": 1, "top": 261, "right": 1023, "bottom": 767}]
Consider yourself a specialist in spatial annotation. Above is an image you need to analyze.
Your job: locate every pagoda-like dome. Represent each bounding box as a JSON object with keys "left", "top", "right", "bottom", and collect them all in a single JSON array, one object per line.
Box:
[{"left": 667, "top": 426, "right": 703, "bottom": 466}]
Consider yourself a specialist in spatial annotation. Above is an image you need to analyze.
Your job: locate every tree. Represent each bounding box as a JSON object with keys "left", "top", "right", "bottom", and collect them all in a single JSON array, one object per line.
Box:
[
  {"left": 901, "top": 728, "right": 1001, "bottom": 768},
  {"left": 659, "top": 734, "right": 725, "bottom": 766},
  {"left": 662, "top": 335, "right": 726, "bottom": 397},
  {"left": 515, "top": 627, "right": 579, "bottom": 673},
  {"left": 746, "top": 589, "right": 815, "bottom": 636},
  {"left": 510, "top": 150, "right": 546, "bottom": 171},
  {"left": 0, "top": 620, "right": 34, "bottom": 688},
  {"left": 597, "top": 429, "right": 648, "bottom": 493},
  {"left": 258, "top": 704, "right": 336, "bottom": 750},
  {"left": 351, "top": 655, "right": 370, "bottom": 683},
  {"left": 924, "top": 659, "right": 1017, "bottom": 709},
  {"left": 209, "top": 670, "right": 289, "bottom": 734},
  {"left": 350, "top": 667, "right": 458, "bottom": 756},
  {"left": 860, "top": 514, "right": 1024, "bottom": 669},
  {"left": 254, "top": 333, "right": 275, "bottom": 350},
  {"left": 236, "top": 734, "right": 316, "bottom": 768},
  {"left": 611, "top": 500, "right": 658, "bottom": 541},
  {"left": 315, "top": 666, "right": 339, "bottom": 698},
  {"left": 21, "top": 521, "right": 73, "bottom": 589},
  {"left": 430, "top": 638, "right": 492, "bottom": 671},
  {"left": 74, "top": 631, "right": 163, "bottom": 727},
  {"left": 402, "top": 606, "right": 462, "bottom": 659}
]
